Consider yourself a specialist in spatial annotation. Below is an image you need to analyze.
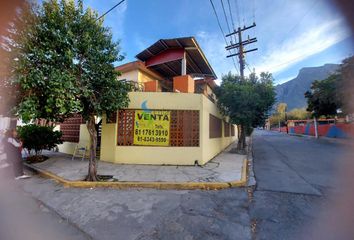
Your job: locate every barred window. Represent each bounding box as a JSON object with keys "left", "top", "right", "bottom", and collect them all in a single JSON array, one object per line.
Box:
[
  {"left": 59, "top": 114, "right": 85, "bottom": 143},
  {"left": 209, "top": 114, "right": 222, "bottom": 138}
]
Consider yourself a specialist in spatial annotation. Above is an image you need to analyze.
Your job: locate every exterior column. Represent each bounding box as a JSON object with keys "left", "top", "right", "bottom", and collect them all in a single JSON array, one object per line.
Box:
[{"left": 181, "top": 51, "right": 186, "bottom": 75}]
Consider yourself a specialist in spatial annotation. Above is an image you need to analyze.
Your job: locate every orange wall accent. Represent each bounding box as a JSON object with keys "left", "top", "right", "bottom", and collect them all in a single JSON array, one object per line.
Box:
[
  {"left": 173, "top": 75, "right": 194, "bottom": 93},
  {"left": 144, "top": 81, "right": 158, "bottom": 92}
]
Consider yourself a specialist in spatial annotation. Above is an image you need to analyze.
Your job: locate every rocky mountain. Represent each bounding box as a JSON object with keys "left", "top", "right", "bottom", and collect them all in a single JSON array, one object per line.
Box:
[{"left": 275, "top": 63, "right": 339, "bottom": 110}]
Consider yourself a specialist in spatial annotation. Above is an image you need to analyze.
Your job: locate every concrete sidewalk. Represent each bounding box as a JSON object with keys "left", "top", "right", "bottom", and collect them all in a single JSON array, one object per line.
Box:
[{"left": 27, "top": 142, "right": 247, "bottom": 188}]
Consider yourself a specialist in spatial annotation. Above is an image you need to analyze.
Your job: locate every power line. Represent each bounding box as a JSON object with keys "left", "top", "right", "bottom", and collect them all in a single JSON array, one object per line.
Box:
[
  {"left": 227, "top": 0, "right": 236, "bottom": 31},
  {"left": 220, "top": 0, "right": 232, "bottom": 37},
  {"left": 252, "top": 0, "right": 256, "bottom": 23},
  {"left": 226, "top": 23, "right": 257, "bottom": 80},
  {"left": 278, "top": 0, "right": 319, "bottom": 47},
  {"left": 221, "top": 0, "right": 241, "bottom": 70},
  {"left": 97, "top": 0, "right": 125, "bottom": 21},
  {"left": 245, "top": 61, "right": 253, "bottom": 74},
  {"left": 227, "top": 0, "right": 239, "bottom": 49},
  {"left": 245, "top": 0, "right": 257, "bottom": 74},
  {"left": 258, "top": 0, "right": 319, "bottom": 74},
  {"left": 240, "top": 0, "right": 245, "bottom": 26},
  {"left": 209, "top": 0, "right": 240, "bottom": 75},
  {"left": 210, "top": 0, "right": 227, "bottom": 40},
  {"left": 234, "top": 0, "right": 241, "bottom": 28}
]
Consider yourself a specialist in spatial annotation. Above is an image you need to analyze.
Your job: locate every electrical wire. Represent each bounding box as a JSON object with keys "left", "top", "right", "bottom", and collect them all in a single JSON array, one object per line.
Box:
[
  {"left": 261, "top": 0, "right": 320, "bottom": 73},
  {"left": 234, "top": 0, "right": 241, "bottom": 28},
  {"left": 227, "top": 0, "right": 236, "bottom": 31},
  {"left": 221, "top": 0, "right": 240, "bottom": 67},
  {"left": 97, "top": 0, "right": 125, "bottom": 21},
  {"left": 220, "top": 0, "right": 232, "bottom": 37},
  {"left": 245, "top": 61, "right": 253, "bottom": 75},
  {"left": 278, "top": 0, "right": 319, "bottom": 47},
  {"left": 241, "top": 0, "right": 245, "bottom": 26},
  {"left": 209, "top": 0, "right": 240, "bottom": 75},
  {"left": 252, "top": 0, "right": 256, "bottom": 23},
  {"left": 227, "top": 0, "right": 239, "bottom": 49},
  {"left": 226, "top": 0, "right": 244, "bottom": 75}
]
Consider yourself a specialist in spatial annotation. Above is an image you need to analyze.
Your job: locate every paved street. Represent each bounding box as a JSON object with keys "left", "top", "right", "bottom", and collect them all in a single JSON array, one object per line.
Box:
[
  {"left": 8, "top": 129, "right": 352, "bottom": 240},
  {"left": 0, "top": 181, "right": 89, "bottom": 240},
  {"left": 250, "top": 130, "right": 353, "bottom": 240},
  {"left": 21, "top": 177, "right": 251, "bottom": 240}
]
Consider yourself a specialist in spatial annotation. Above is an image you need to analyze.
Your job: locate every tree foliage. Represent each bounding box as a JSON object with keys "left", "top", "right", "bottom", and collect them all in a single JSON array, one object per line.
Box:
[
  {"left": 287, "top": 108, "right": 311, "bottom": 120},
  {"left": 7, "top": 0, "right": 131, "bottom": 180},
  {"left": 337, "top": 56, "right": 354, "bottom": 114},
  {"left": 305, "top": 74, "right": 341, "bottom": 118},
  {"left": 216, "top": 72, "right": 276, "bottom": 150},
  {"left": 17, "top": 124, "right": 62, "bottom": 156},
  {"left": 268, "top": 107, "right": 311, "bottom": 127},
  {"left": 0, "top": 1, "right": 37, "bottom": 117},
  {"left": 305, "top": 56, "right": 354, "bottom": 118}
]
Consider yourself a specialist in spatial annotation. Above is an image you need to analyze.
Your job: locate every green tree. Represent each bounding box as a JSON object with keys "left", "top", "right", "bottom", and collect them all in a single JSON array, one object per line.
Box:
[
  {"left": 0, "top": 1, "right": 37, "bottom": 117},
  {"left": 216, "top": 72, "right": 276, "bottom": 151},
  {"left": 287, "top": 108, "right": 311, "bottom": 120},
  {"left": 17, "top": 124, "right": 63, "bottom": 157},
  {"left": 337, "top": 56, "right": 354, "bottom": 114},
  {"left": 276, "top": 103, "right": 287, "bottom": 128},
  {"left": 305, "top": 74, "right": 341, "bottom": 118},
  {"left": 305, "top": 56, "right": 354, "bottom": 118},
  {"left": 8, "top": 0, "right": 131, "bottom": 181}
]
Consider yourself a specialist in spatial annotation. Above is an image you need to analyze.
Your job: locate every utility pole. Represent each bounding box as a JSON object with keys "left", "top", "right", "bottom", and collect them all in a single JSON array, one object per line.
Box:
[{"left": 225, "top": 23, "right": 257, "bottom": 80}]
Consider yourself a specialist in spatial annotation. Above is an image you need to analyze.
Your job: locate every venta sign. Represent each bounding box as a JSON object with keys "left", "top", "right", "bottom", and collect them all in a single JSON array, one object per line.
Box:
[{"left": 133, "top": 110, "right": 170, "bottom": 146}]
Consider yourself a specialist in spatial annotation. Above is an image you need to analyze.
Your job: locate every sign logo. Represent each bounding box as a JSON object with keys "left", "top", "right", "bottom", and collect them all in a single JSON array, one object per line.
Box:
[{"left": 133, "top": 101, "right": 171, "bottom": 146}]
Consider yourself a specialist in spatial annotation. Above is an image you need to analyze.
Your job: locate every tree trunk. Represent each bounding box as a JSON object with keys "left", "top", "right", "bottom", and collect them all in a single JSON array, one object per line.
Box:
[
  {"left": 237, "top": 124, "right": 246, "bottom": 151},
  {"left": 86, "top": 115, "right": 99, "bottom": 181}
]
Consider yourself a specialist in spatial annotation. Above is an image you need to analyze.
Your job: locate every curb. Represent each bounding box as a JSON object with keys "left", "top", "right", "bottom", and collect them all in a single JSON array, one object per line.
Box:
[
  {"left": 246, "top": 135, "right": 256, "bottom": 187},
  {"left": 24, "top": 159, "right": 248, "bottom": 190}
]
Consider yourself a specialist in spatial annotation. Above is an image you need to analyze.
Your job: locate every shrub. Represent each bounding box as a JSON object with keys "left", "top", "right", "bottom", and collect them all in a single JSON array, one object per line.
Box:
[{"left": 17, "top": 124, "right": 63, "bottom": 156}]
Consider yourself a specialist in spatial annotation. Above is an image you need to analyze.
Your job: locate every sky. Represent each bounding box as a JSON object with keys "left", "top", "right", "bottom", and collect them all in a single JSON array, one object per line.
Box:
[{"left": 77, "top": 0, "right": 354, "bottom": 85}]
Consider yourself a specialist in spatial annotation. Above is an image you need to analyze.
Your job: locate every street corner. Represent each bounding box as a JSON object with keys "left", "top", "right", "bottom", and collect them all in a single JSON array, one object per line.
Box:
[{"left": 24, "top": 149, "right": 249, "bottom": 190}]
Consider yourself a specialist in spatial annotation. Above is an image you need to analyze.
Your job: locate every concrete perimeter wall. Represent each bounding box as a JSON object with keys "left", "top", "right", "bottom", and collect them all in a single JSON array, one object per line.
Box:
[
  {"left": 100, "top": 92, "right": 237, "bottom": 165},
  {"left": 273, "top": 123, "right": 354, "bottom": 138}
]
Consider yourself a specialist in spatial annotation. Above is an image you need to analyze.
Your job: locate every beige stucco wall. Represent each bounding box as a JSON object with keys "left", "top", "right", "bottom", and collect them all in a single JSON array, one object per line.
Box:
[
  {"left": 138, "top": 70, "right": 159, "bottom": 82},
  {"left": 138, "top": 70, "right": 162, "bottom": 91},
  {"left": 100, "top": 92, "right": 237, "bottom": 165},
  {"left": 57, "top": 124, "right": 90, "bottom": 155},
  {"left": 117, "top": 69, "right": 139, "bottom": 82},
  {"left": 200, "top": 96, "right": 237, "bottom": 165},
  {"left": 117, "top": 69, "right": 162, "bottom": 91}
]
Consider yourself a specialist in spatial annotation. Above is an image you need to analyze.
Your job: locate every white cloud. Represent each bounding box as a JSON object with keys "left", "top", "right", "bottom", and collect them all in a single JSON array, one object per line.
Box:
[
  {"left": 254, "top": 18, "right": 351, "bottom": 75},
  {"left": 276, "top": 75, "right": 297, "bottom": 85},
  {"left": 195, "top": 31, "right": 238, "bottom": 82}
]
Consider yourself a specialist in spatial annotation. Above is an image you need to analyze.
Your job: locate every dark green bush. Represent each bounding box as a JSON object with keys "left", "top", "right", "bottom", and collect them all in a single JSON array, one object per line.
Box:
[{"left": 17, "top": 124, "right": 63, "bottom": 156}]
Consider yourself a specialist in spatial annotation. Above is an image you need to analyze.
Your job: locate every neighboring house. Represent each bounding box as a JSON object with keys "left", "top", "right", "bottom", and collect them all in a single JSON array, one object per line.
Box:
[{"left": 57, "top": 37, "right": 238, "bottom": 165}]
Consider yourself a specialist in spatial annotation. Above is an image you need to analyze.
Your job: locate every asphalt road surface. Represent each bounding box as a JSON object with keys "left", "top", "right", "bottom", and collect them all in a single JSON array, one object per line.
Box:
[
  {"left": 250, "top": 130, "right": 353, "bottom": 240},
  {"left": 5, "top": 129, "right": 351, "bottom": 240}
]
